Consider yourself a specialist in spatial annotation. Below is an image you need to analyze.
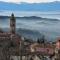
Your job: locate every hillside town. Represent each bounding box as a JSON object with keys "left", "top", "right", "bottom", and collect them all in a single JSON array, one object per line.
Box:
[{"left": 0, "top": 13, "right": 60, "bottom": 60}]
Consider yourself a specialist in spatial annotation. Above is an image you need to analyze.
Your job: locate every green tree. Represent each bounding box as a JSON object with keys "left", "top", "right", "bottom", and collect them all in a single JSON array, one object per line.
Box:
[{"left": 37, "top": 35, "right": 45, "bottom": 44}]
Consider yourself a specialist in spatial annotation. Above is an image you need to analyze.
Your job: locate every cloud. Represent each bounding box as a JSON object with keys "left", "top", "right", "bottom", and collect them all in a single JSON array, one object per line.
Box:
[
  {"left": 1, "top": 0, "right": 20, "bottom": 3},
  {"left": 1, "top": 0, "right": 60, "bottom": 3},
  {"left": 20, "top": 0, "right": 52, "bottom": 3}
]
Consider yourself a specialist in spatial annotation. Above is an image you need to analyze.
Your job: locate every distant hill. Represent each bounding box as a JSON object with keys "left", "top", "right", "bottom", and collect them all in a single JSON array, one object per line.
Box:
[
  {"left": 0, "top": 1, "right": 60, "bottom": 11},
  {"left": 0, "top": 15, "right": 59, "bottom": 21},
  {"left": 17, "top": 28, "right": 42, "bottom": 40}
]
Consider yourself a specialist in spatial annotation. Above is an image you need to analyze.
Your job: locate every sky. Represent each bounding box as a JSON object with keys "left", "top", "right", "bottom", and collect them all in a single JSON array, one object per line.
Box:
[{"left": 0, "top": 0, "right": 60, "bottom": 3}]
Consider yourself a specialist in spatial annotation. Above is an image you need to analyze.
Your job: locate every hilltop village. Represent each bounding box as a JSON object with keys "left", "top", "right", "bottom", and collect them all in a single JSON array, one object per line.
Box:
[{"left": 0, "top": 14, "right": 60, "bottom": 60}]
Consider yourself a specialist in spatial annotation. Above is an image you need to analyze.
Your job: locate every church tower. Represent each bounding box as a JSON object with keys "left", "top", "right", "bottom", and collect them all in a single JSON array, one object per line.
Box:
[{"left": 10, "top": 13, "right": 16, "bottom": 34}]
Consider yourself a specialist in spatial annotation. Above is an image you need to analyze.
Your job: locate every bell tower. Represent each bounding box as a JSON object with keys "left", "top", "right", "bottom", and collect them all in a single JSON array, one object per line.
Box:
[{"left": 10, "top": 13, "right": 16, "bottom": 34}]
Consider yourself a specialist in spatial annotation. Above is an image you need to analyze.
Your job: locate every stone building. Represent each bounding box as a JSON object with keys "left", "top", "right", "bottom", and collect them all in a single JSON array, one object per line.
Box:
[
  {"left": 30, "top": 43, "right": 55, "bottom": 56},
  {"left": 0, "top": 13, "right": 22, "bottom": 60},
  {"left": 54, "top": 39, "right": 60, "bottom": 60}
]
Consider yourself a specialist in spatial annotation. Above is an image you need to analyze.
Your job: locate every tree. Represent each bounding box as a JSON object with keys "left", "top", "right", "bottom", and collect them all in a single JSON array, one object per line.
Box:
[
  {"left": 37, "top": 35, "right": 46, "bottom": 44},
  {"left": 37, "top": 38, "right": 41, "bottom": 44}
]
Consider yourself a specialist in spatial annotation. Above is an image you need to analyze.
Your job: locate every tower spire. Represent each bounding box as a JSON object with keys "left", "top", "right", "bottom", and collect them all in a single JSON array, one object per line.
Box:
[{"left": 10, "top": 13, "right": 16, "bottom": 34}]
